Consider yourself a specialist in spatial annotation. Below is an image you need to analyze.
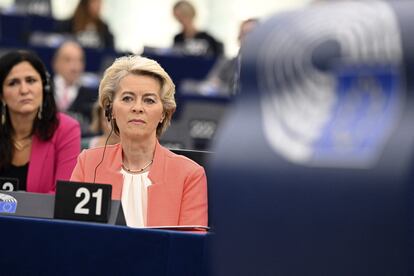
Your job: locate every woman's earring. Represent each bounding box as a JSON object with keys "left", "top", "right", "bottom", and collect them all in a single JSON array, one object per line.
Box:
[
  {"left": 1, "top": 102, "right": 6, "bottom": 126},
  {"left": 37, "top": 104, "right": 43, "bottom": 120}
]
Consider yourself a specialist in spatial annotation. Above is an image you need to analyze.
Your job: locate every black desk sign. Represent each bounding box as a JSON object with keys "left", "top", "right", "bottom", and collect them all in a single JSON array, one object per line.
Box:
[
  {"left": 54, "top": 181, "right": 112, "bottom": 223},
  {"left": 0, "top": 177, "right": 19, "bottom": 191}
]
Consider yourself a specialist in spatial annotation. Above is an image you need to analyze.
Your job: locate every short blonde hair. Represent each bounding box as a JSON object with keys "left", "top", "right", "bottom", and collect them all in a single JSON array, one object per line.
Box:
[{"left": 99, "top": 55, "right": 176, "bottom": 137}]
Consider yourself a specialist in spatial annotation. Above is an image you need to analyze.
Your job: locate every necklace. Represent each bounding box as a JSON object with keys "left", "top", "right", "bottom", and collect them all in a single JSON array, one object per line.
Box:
[
  {"left": 12, "top": 138, "right": 32, "bottom": 151},
  {"left": 122, "top": 159, "right": 153, "bottom": 174}
]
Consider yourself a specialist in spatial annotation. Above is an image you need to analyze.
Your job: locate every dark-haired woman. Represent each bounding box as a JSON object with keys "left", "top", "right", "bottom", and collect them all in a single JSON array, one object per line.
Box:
[
  {"left": 0, "top": 50, "right": 81, "bottom": 193},
  {"left": 55, "top": 0, "right": 114, "bottom": 49}
]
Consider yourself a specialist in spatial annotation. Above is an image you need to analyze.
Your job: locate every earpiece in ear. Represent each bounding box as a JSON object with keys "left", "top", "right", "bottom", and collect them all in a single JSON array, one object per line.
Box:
[{"left": 105, "top": 104, "right": 112, "bottom": 122}]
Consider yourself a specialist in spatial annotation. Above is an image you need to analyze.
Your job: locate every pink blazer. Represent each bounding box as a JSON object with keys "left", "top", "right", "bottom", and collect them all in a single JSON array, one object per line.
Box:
[
  {"left": 27, "top": 112, "right": 81, "bottom": 193},
  {"left": 70, "top": 141, "right": 208, "bottom": 227}
]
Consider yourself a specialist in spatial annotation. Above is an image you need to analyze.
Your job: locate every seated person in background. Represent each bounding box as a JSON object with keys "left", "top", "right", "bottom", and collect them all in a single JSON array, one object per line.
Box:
[
  {"left": 0, "top": 50, "right": 81, "bottom": 193},
  {"left": 52, "top": 40, "right": 98, "bottom": 135},
  {"left": 232, "top": 18, "right": 259, "bottom": 94},
  {"left": 86, "top": 101, "right": 119, "bottom": 148},
  {"left": 71, "top": 55, "right": 208, "bottom": 229},
  {"left": 55, "top": 0, "right": 114, "bottom": 49},
  {"left": 172, "top": 0, "right": 223, "bottom": 57},
  {"left": 181, "top": 18, "right": 258, "bottom": 96}
]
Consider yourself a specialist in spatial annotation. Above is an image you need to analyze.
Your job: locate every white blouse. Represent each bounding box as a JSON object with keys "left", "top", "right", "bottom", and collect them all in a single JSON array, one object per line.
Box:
[{"left": 120, "top": 169, "right": 152, "bottom": 228}]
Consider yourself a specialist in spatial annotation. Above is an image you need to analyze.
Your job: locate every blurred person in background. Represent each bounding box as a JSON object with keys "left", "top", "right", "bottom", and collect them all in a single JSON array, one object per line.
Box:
[
  {"left": 55, "top": 0, "right": 114, "bottom": 49},
  {"left": 0, "top": 50, "right": 81, "bottom": 193},
  {"left": 71, "top": 55, "right": 208, "bottom": 229},
  {"left": 229, "top": 18, "right": 259, "bottom": 94},
  {"left": 52, "top": 40, "right": 98, "bottom": 135},
  {"left": 181, "top": 18, "right": 258, "bottom": 96},
  {"left": 172, "top": 0, "right": 223, "bottom": 57}
]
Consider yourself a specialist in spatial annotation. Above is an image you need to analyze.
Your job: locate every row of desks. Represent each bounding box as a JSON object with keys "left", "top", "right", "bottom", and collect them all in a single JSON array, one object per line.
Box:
[{"left": 0, "top": 215, "right": 209, "bottom": 275}]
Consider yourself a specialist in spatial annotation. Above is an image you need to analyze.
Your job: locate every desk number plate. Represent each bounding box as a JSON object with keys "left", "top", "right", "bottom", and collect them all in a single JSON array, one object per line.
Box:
[
  {"left": 54, "top": 181, "right": 112, "bottom": 223},
  {"left": 0, "top": 177, "right": 19, "bottom": 191}
]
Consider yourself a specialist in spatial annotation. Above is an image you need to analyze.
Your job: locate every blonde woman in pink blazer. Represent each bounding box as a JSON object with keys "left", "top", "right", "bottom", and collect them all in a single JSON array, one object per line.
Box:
[
  {"left": 71, "top": 55, "right": 208, "bottom": 228},
  {"left": 0, "top": 50, "right": 81, "bottom": 193}
]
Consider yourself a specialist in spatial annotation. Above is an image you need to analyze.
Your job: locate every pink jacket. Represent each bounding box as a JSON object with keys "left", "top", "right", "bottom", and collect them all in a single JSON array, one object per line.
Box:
[
  {"left": 27, "top": 112, "right": 81, "bottom": 193},
  {"left": 70, "top": 141, "right": 208, "bottom": 227}
]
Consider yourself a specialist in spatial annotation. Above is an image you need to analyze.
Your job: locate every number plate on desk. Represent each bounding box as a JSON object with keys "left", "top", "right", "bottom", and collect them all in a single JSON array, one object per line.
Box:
[
  {"left": 0, "top": 177, "right": 19, "bottom": 191},
  {"left": 54, "top": 181, "right": 112, "bottom": 223}
]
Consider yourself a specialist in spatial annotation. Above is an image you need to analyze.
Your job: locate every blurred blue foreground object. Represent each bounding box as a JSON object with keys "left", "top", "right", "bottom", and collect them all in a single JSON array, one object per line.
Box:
[{"left": 208, "top": 1, "right": 414, "bottom": 275}]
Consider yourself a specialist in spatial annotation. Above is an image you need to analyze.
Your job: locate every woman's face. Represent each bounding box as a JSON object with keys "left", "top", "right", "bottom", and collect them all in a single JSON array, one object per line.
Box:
[
  {"left": 112, "top": 74, "right": 164, "bottom": 140},
  {"left": 2, "top": 61, "right": 43, "bottom": 118},
  {"left": 88, "top": 0, "right": 102, "bottom": 19},
  {"left": 173, "top": 7, "right": 193, "bottom": 27}
]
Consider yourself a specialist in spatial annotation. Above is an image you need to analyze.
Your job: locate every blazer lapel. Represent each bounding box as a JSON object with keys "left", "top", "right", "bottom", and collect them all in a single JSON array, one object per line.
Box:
[
  {"left": 27, "top": 135, "right": 51, "bottom": 192},
  {"left": 146, "top": 141, "right": 169, "bottom": 226},
  {"left": 101, "top": 144, "right": 124, "bottom": 200}
]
